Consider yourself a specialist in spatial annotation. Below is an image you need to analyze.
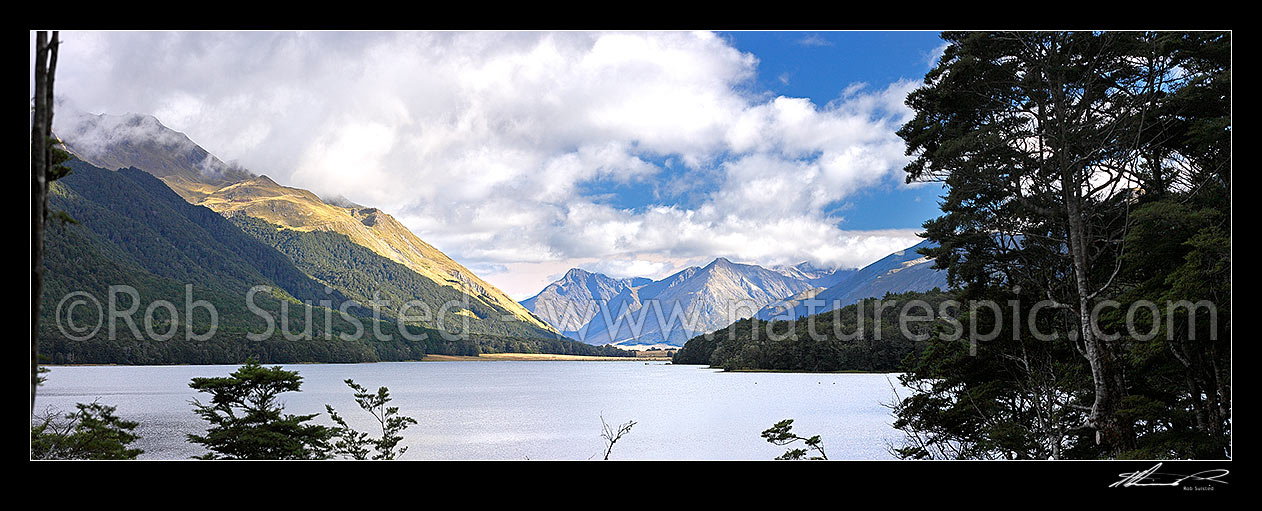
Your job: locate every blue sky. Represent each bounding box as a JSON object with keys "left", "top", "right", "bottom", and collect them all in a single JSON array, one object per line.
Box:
[
  {"left": 722, "top": 31, "right": 948, "bottom": 230},
  {"left": 572, "top": 31, "right": 948, "bottom": 232},
  {"left": 724, "top": 31, "right": 944, "bottom": 104},
  {"left": 51, "top": 30, "right": 953, "bottom": 298}
]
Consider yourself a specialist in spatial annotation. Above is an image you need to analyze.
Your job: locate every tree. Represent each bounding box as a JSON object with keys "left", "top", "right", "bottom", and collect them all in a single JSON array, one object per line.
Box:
[
  {"left": 1116, "top": 37, "right": 1230, "bottom": 457},
  {"left": 599, "top": 415, "right": 636, "bottom": 460},
  {"left": 32, "top": 30, "right": 66, "bottom": 416},
  {"left": 886, "top": 292, "right": 1096, "bottom": 460},
  {"left": 761, "top": 419, "right": 828, "bottom": 460},
  {"left": 32, "top": 365, "right": 143, "bottom": 460},
  {"left": 186, "top": 359, "right": 333, "bottom": 459},
  {"left": 1104, "top": 197, "right": 1230, "bottom": 458},
  {"left": 325, "top": 379, "right": 417, "bottom": 460},
  {"left": 897, "top": 31, "right": 1228, "bottom": 455},
  {"left": 31, "top": 401, "right": 143, "bottom": 460}
]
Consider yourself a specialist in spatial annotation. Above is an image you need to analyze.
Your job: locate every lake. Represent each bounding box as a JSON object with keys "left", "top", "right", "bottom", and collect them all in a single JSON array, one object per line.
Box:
[{"left": 33, "top": 361, "right": 911, "bottom": 460}]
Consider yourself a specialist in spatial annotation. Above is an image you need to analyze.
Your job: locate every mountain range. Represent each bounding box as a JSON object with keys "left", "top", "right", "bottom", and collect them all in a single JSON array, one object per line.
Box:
[
  {"left": 520, "top": 269, "right": 652, "bottom": 334},
  {"left": 39, "top": 108, "right": 645, "bottom": 364},
  {"left": 46, "top": 106, "right": 951, "bottom": 358},
  {"left": 53, "top": 109, "right": 555, "bottom": 338},
  {"left": 42, "top": 159, "right": 406, "bottom": 364},
  {"left": 755, "top": 239, "right": 947, "bottom": 321},
  {"left": 522, "top": 244, "right": 946, "bottom": 348}
]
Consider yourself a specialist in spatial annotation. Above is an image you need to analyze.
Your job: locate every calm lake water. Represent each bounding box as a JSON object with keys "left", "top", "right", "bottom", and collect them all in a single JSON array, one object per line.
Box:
[{"left": 34, "top": 361, "right": 910, "bottom": 460}]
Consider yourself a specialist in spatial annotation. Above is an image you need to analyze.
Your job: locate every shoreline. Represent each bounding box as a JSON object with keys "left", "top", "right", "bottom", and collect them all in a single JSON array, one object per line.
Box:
[
  {"left": 719, "top": 367, "right": 902, "bottom": 375},
  {"left": 42, "top": 353, "right": 672, "bottom": 367},
  {"left": 422, "top": 353, "right": 671, "bottom": 362}
]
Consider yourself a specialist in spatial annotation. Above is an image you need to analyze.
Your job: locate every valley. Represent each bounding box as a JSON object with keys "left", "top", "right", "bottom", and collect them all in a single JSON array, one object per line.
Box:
[
  {"left": 522, "top": 243, "right": 947, "bottom": 348},
  {"left": 46, "top": 106, "right": 949, "bottom": 363},
  {"left": 29, "top": 29, "right": 1231, "bottom": 465}
]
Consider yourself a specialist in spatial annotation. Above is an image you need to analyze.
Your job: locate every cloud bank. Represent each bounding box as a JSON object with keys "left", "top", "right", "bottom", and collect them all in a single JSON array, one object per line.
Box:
[{"left": 52, "top": 31, "right": 928, "bottom": 297}]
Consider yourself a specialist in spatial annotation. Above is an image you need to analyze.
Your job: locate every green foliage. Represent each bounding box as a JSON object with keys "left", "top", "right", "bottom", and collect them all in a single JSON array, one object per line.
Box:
[
  {"left": 889, "top": 31, "right": 1230, "bottom": 459},
  {"left": 31, "top": 401, "right": 143, "bottom": 460},
  {"left": 325, "top": 407, "right": 372, "bottom": 460},
  {"left": 669, "top": 331, "right": 720, "bottom": 366},
  {"left": 467, "top": 333, "right": 633, "bottom": 358},
  {"left": 39, "top": 159, "right": 390, "bottom": 361},
  {"left": 326, "top": 379, "right": 417, "bottom": 460},
  {"left": 39, "top": 159, "right": 624, "bottom": 364},
  {"left": 51, "top": 160, "right": 338, "bottom": 303},
  {"left": 231, "top": 215, "right": 558, "bottom": 339},
  {"left": 672, "top": 289, "right": 953, "bottom": 372},
  {"left": 46, "top": 138, "right": 76, "bottom": 227},
  {"left": 1105, "top": 199, "right": 1231, "bottom": 459},
  {"left": 186, "top": 359, "right": 332, "bottom": 460},
  {"left": 47, "top": 137, "right": 72, "bottom": 181},
  {"left": 889, "top": 286, "right": 1095, "bottom": 460},
  {"left": 761, "top": 419, "right": 827, "bottom": 460},
  {"left": 891, "top": 200, "right": 1231, "bottom": 460}
]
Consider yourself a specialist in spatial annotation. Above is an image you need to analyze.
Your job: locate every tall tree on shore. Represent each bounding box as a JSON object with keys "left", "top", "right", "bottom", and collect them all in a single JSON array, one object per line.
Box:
[
  {"left": 31, "top": 30, "right": 62, "bottom": 416},
  {"left": 187, "top": 360, "right": 333, "bottom": 459},
  {"left": 897, "top": 31, "right": 1229, "bottom": 455}
]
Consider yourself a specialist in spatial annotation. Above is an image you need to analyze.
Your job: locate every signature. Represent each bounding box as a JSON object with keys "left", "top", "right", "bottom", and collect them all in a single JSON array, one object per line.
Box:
[{"left": 1110, "top": 463, "right": 1229, "bottom": 488}]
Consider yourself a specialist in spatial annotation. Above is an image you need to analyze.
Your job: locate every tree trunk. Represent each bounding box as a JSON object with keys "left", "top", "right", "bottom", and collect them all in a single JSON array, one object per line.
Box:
[
  {"left": 1063, "top": 173, "right": 1134, "bottom": 454},
  {"left": 31, "top": 31, "right": 57, "bottom": 418},
  {"left": 31, "top": 31, "right": 48, "bottom": 417},
  {"left": 1046, "top": 36, "right": 1135, "bottom": 455}
]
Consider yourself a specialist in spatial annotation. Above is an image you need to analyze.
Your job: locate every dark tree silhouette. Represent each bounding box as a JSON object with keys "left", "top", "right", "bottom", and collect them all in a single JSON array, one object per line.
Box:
[
  {"left": 187, "top": 360, "right": 333, "bottom": 459},
  {"left": 31, "top": 30, "right": 61, "bottom": 416},
  {"left": 762, "top": 419, "right": 828, "bottom": 460}
]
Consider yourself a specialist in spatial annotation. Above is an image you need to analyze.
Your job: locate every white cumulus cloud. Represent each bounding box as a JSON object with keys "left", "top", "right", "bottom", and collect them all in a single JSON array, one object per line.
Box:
[{"left": 51, "top": 30, "right": 931, "bottom": 298}]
